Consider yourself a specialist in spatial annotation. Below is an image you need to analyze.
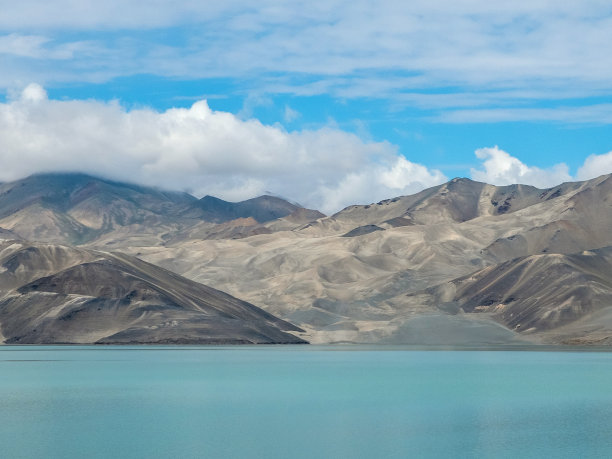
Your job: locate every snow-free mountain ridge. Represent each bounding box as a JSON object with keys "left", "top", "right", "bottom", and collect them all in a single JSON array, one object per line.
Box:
[{"left": 1, "top": 171, "right": 611, "bottom": 345}]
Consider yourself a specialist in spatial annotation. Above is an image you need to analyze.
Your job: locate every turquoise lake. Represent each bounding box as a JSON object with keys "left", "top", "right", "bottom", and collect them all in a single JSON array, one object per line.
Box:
[{"left": 1, "top": 346, "right": 612, "bottom": 458}]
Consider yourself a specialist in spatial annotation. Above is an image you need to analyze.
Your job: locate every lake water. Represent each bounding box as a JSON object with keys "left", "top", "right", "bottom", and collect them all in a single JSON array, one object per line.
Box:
[{"left": 1, "top": 346, "right": 612, "bottom": 458}]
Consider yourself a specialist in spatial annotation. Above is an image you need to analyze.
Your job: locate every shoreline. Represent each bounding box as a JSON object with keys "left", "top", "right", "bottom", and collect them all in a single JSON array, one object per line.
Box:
[{"left": 2, "top": 343, "right": 612, "bottom": 352}]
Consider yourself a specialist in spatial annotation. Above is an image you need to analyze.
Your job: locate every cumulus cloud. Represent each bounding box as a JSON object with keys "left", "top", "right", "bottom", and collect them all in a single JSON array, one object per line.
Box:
[
  {"left": 19, "top": 82, "right": 47, "bottom": 102},
  {"left": 470, "top": 146, "right": 612, "bottom": 189},
  {"left": 470, "top": 146, "right": 571, "bottom": 187},
  {"left": 576, "top": 151, "right": 612, "bottom": 181},
  {"left": 316, "top": 157, "right": 446, "bottom": 214},
  {"left": 0, "top": 84, "right": 446, "bottom": 214}
]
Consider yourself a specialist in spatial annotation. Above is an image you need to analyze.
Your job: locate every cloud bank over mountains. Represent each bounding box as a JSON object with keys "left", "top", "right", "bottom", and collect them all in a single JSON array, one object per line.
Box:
[
  {"left": 0, "top": 84, "right": 447, "bottom": 213},
  {"left": 1, "top": 85, "right": 611, "bottom": 213}
]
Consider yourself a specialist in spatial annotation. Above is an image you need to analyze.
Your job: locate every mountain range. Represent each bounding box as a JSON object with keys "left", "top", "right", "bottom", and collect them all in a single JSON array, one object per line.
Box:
[{"left": 1, "top": 171, "right": 611, "bottom": 345}]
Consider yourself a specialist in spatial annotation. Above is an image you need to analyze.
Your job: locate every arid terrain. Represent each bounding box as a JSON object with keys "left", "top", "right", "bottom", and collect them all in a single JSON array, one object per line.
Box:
[
  {"left": 1, "top": 172, "right": 611, "bottom": 344},
  {"left": 0, "top": 240, "right": 305, "bottom": 344}
]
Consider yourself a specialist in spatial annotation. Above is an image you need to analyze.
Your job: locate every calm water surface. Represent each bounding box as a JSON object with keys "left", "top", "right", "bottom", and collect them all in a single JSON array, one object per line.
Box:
[{"left": 1, "top": 346, "right": 611, "bottom": 458}]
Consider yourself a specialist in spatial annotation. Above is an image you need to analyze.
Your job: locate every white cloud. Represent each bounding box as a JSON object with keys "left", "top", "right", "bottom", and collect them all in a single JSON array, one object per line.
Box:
[
  {"left": 0, "top": 33, "right": 94, "bottom": 62},
  {"left": 2, "top": 85, "right": 610, "bottom": 215},
  {"left": 0, "top": 85, "right": 446, "bottom": 214},
  {"left": 470, "top": 146, "right": 571, "bottom": 187},
  {"left": 0, "top": 34, "right": 49, "bottom": 58},
  {"left": 237, "top": 93, "right": 273, "bottom": 120},
  {"left": 576, "top": 151, "right": 612, "bottom": 181},
  {"left": 470, "top": 146, "right": 612, "bottom": 188},
  {"left": 437, "top": 104, "right": 612, "bottom": 124},
  {"left": 19, "top": 82, "right": 47, "bottom": 102},
  {"left": 318, "top": 156, "right": 446, "bottom": 213},
  {"left": 2, "top": 1, "right": 612, "bottom": 115},
  {"left": 379, "top": 156, "right": 444, "bottom": 190}
]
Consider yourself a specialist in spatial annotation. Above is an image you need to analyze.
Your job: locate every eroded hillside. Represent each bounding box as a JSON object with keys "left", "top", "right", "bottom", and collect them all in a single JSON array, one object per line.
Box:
[{"left": 1, "top": 172, "right": 612, "bottom": 345}]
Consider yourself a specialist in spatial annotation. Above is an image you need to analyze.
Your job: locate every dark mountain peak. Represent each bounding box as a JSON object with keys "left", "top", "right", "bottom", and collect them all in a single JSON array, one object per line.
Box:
[
  {"left": 200, "top": 194, "right": 294, "bottom": 207},
  {"left": 196, "top": 193, "right": 301, "bottom": 223},
  {"left": 198, "top": 195, "right": 235, "bottom": 212}
]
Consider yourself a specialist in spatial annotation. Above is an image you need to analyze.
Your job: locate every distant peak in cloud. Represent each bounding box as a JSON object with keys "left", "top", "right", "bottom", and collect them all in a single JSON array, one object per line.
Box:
[
  {"left": 3, "top": 85, "right": 611, "bottom": 213},
  {"left": 0, "top": 85, "right": 446, "bottom": 214}
]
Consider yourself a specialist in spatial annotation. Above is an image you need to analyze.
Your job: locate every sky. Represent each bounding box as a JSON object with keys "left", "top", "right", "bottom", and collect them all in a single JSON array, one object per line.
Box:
[{"left": 1, "top": 1, "right": 612, "bottom": 213}]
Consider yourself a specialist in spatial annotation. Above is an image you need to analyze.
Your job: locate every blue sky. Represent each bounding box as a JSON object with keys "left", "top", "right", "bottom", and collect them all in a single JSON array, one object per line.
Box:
[{"left": 1, "top": 1, "right": 612, "bottom": 212}]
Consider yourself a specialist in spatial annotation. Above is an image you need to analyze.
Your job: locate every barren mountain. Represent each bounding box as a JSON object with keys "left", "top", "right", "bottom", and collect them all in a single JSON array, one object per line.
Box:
[
  {"left": 0, "top": 173, "right": 322, "bottom": 247},
  {"left": 0, "top": 173, "right": 196, "bottom": 245},
  {"left": 189, "top": 194, "right": 303, "bottom": 223},
  {"left": 0, "top": 240, "right": 306, "bottom": 344},
  {"left": 1, "top": 172, "right": 611, "bottom": 345},
  {"left": 399, "top": 247, "right": 612, "bottom": 345},
  {"left": 129, "top": 174, "right": 612, "bottom": 344},
  {"left": 330, "top": 177, "right": 584, "bottom": 227}
]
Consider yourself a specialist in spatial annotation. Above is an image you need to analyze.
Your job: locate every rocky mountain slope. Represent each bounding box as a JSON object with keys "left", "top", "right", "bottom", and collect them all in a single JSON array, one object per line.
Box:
[
  {"left": 0, "top": 173, "right": 196, "bottom": 244},
  {"left": 0, "top": 239, "right": 306, "bottom": 344},
  {"left": 402, "top": 247, "right": 612, "bottom": 345},
  {"left": 1, "top": 172, "right": 611, "bottom": 345},
  {"left": 191, "top": 194, "right": 302, "bottom": 223},
  {"left": 128, "top": 174, "right": 612, "bottom": 344},
  {"left": 330, "top": 177, "right": 584, "bottom": 227},
  {"left": 0, "top": 173, "right": 323, "bottom": 246}
]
